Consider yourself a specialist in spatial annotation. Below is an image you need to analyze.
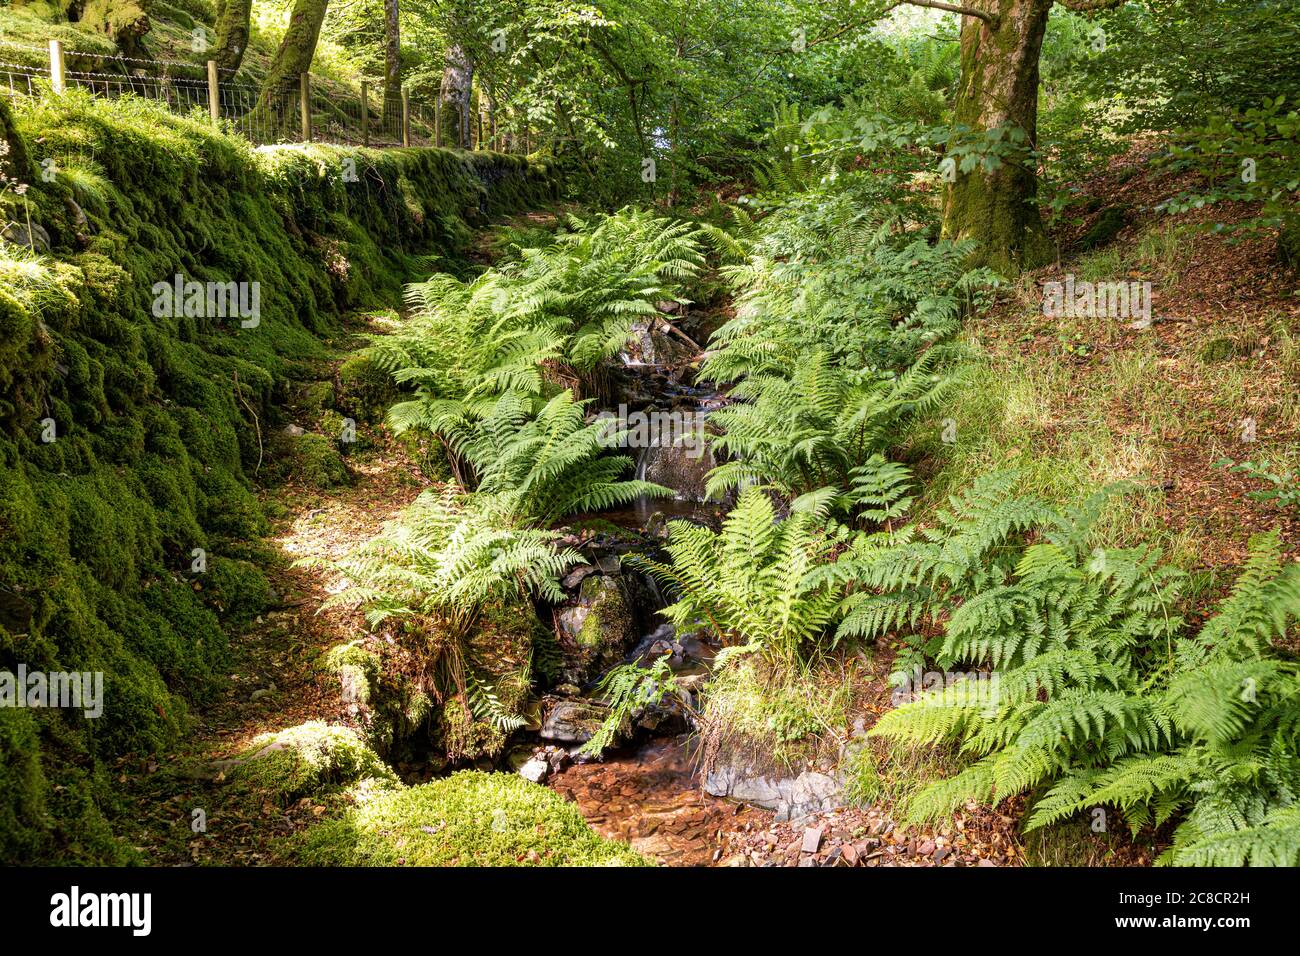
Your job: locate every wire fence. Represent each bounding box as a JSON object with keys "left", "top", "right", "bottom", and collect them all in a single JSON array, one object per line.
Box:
[{"left": 0, "top": 41, "right": 520, "bottom": 152}]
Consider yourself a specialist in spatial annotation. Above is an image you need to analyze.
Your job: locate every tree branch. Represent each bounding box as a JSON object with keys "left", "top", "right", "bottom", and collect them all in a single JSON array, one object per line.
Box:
[{"left": 897, "top": 0, "right": 1001, "bottom": 29}]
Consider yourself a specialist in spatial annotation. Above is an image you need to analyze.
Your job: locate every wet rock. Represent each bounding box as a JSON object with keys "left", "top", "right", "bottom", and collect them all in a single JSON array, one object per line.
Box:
[
  {"left": 801, "top": 827, "right": 823, "bottom": 854},
  {"left": 64, "top": 197, "right": 89, "bottom": 229},
  {"left": 644, "top": 512, "right": 670, "bottom": 539},
  {"left": 539, "top": 699, "right": 615, "bottom": 745},
  {"left": 562, "top": 564, "right": 598, "bottom": 589},
  {"left": 633, "top": 694, "right": 690, "bottom": 736},
  {"left": 544, "top": 746, "right": 570, "bottom": 774},
  {"left": 623, "top": 318, "right": 696, "bottom": 366},
  {"left": 507, "top": 746, "right": 535, "bottom": 772},
  {"left": 637, "top": 426, "right": 719, "bottom": 502},
  {"left": 555, "top": 573, "right": 638, "bottom": 683}
]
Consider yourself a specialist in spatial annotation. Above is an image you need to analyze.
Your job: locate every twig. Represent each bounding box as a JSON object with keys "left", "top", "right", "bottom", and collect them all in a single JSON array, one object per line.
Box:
[
  {"left": 232, "top": 370, "right": 264, "bottom": 475},
  {"left": 655, "top": 315, "right": 704, "bottom": 354}
]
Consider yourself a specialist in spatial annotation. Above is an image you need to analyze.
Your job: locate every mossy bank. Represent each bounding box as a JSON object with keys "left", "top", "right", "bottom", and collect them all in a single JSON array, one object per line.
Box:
[{"left": 0, "top": 89, "right": 554, "bottom": 863}]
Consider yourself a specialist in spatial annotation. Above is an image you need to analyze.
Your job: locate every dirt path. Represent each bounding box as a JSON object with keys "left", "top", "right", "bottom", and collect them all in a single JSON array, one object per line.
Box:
[{"left": 114, "top": 435, "right": 426, "bottom": 865}]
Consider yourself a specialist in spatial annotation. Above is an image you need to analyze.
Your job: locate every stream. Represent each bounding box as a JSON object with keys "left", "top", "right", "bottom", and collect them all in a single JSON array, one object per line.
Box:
[{"left": 501, "top": 312, "right": 763, "bottom": 864}]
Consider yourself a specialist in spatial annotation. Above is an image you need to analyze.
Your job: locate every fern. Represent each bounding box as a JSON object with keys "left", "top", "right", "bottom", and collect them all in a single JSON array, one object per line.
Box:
[
  {"left": 630, "top": 487, "right": 844, "bottom": 662},
  {"left": 579, "top": 657, "right": 679, "bottom": 756},
  {"left": 860, "top": 477, "right": 1300, "bottom": 866},
  {"left": 366, "top": 207, "right": 709, "bottom": 477},
  {"left": 452, "top": 389, "right": 671, "bottom": 526}
]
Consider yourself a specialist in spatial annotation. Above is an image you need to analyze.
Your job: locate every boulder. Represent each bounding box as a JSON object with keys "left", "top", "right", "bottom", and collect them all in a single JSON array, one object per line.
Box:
[
  {"left": 555, "top": 572, "right": 638, "bottom": 683},
  {"left": 539, "top": 699, "right": 614, "bottom": 745},
  {"left": 2, "top": 221, "right": 50, "bottom": 253},
  {"left": 518, "top": 757, "right": 550, "bottom": 783},
  {"left": 703, "top": 765, "right": 844, "bottom": 824},
  {"left": 623, "top": 318, "right": 696, "bottom": 366},
  {"left": 637, "top": 426, "right": 719, "bottom": 502}
]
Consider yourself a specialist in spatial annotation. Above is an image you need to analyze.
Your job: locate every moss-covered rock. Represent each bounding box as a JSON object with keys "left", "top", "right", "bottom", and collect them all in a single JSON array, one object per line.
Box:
[
  {"left": 269, "top": 429, "right": 350, "bottom": 487},
  {"left": 322, "top": 640, "right": 430, "bottom": 757},
  {"left": 296, "top": 770, "right": 648, "bottom": 866},
  {"left": 1078, "top": 205, "right": 1130, "bottom": 251},
  {"left": 435, "top": 597, "right": 543, "bottom": 763},
  {"left": 227, "top": 721, "right": 399, "bottom": 801},
  {"left": 556, "top": 572, "right": 638, "bottom": 683},
  {"left": 203, "top": 556, "right": 273, "bottom": 626},
  {"left": 336, "top": 353, "right": 399, "bottom": 425},
  {"left": 1198, "top": 334, "right": 1257, "bottom": 364}
]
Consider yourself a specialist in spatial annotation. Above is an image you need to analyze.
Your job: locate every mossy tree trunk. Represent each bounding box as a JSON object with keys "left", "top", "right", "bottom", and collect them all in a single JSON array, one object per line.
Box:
[
  {"left": 903, "top": 0, "right": 1125, "bottom": 272},
  {"left": 942, "top": 0, "right": 1055, "bottom": 273},
  {"left": 439, "top": 44, "right": 473, "bottom": 149},
  {"left": 382, "top": 0, "right": 402, "bottom": 131},
  {"left": 78, "top": 0, "right": 153, "bottom": 58},
  {"left": 213, "top": 0, "right": 252, "bottom": 73},
  {"left": 255, "top": 0, "right": 329, "bottom": 135}
]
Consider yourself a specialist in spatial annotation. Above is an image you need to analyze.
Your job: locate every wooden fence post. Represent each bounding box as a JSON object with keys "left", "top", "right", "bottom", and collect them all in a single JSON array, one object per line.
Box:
[
  {"left": 401, "top": 87, "right": 410, "bottom": 146},
  {"left": 299, "top": 72, "right": 311, "bottom": 142},
  {"left": 49, "top": 40, "right": 66, "bottom": 94},
  {"left": 207, "top": 61, "right": 220, "bottom": 123},
  {"left": 360, "top": 81, "right": 370, "bottom": 147},
  {"left": 434, "top": 98, "right": 441, "bottom": 148}
]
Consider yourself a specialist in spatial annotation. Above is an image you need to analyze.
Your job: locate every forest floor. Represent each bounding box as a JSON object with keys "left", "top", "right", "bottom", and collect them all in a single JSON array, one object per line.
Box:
[{"left": 982, "top": 147, "right": 1300, "bottom": 573}]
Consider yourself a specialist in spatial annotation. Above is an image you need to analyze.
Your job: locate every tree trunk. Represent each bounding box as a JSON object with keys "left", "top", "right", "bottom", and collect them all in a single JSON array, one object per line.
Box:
[
  {"left": 77, "top": 0, "right": 152, "bottom": 57},
  {"left": 256, "top": 0, "right": 329, "bottom": 131},
  {"left": 941, "top": 0, "right": 1055, "bottom": 273},
  {"left": 381, "top": 0, "right": 402, "bottom": 131},
  {"left": 213, "top": 0, "right": 252, "bottom": 73},
  {"left": 439, "top": 44, "right": 473, "bottom": 149}
]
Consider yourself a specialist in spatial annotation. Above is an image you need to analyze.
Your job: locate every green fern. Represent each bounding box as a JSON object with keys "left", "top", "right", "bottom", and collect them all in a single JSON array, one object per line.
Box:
[
  {"left": 630, "top": 487, "right": 843, "bottom": 662},
  {"left": 860, "top": 475, "right": 1300, "bottom": 866}
]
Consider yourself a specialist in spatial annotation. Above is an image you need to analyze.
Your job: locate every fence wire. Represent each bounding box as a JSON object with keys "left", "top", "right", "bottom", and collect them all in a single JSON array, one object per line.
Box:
[{"left": 0, "top": 49, "right": 518, "bottom": 153}]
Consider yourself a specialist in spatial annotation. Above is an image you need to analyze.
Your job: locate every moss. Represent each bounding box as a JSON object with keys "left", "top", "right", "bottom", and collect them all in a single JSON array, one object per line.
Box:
[
  {"left": 562, "top": 574, "right": 636, "bottom": 679},
  {"left": 0, "top": 708, "right": 48, "bottom": 862},
  {"left": 1199, "top": 335, "right": 1256, "bottom": 364},
  {"left": 230, "top": 722, "right": 399, "bottom": 801},
  {"left": 433, "top": 597, "right": 542, "bottom": 762},
  {"left": 0, "top": 90, "right": 554, "bottom": 861},
  {"left": 323, "top": 641, "right": 383, "bottom": 711},
  {"left": 1077, "top": 205, "right": 1130, "bottom": 252},
  {"left": 322, "top": 641, "right": 431, "bottom": 756},
  {"left": 269, "top": 430, "right": 350, "bottom": 487},
  {"left": 203, "top": 556, "right": 273, "bottom": 626},
  {"left": 336, "top": 353, "right": 398, "bottom": 425},
  {"left": 296, "top": 770, "right": 648, "bottom": 866}
]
